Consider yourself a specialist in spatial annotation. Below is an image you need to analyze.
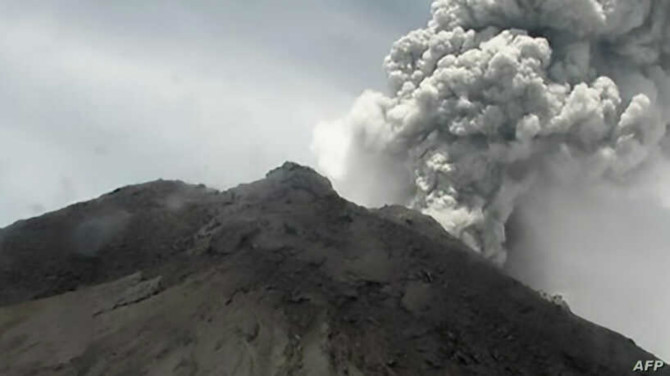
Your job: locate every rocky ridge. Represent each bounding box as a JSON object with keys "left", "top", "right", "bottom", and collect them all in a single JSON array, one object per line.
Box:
[{"left": 0, "top": 162, "right": 666, "bottom": 375}]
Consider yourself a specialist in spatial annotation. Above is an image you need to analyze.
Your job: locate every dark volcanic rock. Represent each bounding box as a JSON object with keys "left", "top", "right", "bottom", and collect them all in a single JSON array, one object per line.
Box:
[{"left": 0, "top": 162, "right": 666, "bottom": 375}]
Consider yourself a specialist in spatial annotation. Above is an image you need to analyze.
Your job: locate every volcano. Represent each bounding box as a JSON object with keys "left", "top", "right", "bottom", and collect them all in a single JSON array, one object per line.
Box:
[{"left": 0, "top": 162, "right": 665, "bottom": 375}]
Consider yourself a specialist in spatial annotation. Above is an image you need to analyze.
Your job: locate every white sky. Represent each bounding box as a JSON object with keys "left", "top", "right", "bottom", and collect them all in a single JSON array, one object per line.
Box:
[{"left": 0, "top": 0, "right": 431, "bottom": 226}]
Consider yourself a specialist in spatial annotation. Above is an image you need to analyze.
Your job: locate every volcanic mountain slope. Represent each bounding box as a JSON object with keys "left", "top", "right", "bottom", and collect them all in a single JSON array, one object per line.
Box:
[{"left": 0, "top": 162, "right": 666, "bottom": 376}]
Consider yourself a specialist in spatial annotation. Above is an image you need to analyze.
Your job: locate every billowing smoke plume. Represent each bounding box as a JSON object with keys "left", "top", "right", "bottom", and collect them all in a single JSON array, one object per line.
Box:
[{"left": 313, "top": 0, "right": 670, "bottom": 265}]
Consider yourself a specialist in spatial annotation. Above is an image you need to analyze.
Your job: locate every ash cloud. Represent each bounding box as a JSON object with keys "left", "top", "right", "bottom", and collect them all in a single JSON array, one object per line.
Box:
[
  {"left": 313, "top": 0, "right": 670, "bottom": 359},
  {"left": 505, "top": 166, "right": 670, "bottom": 360},
  {"left": 313, "top": 0, "right": 670, "bottom": 264}
]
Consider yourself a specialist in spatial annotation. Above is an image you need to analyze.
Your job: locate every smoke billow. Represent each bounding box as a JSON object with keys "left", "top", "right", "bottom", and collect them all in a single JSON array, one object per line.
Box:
[
  {"left": 313, "top": 0, "right": 670, "bottom": 265},
  {"left": 313, "top": 0, "right": 670, "bottom": 358}
]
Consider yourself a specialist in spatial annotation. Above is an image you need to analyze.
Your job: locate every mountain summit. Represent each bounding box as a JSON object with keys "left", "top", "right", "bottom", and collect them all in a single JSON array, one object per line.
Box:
[{"left": 0, "top": 162, "right": 665, "bottom": 375}]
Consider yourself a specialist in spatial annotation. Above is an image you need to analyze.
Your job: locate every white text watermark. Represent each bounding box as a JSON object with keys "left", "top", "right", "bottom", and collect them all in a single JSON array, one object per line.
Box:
[{"left": 633, "top": 360, "right": 665, "bottom": 372}]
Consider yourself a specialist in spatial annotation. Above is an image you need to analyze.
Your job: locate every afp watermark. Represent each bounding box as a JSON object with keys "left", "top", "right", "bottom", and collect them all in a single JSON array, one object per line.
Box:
[{"left": 633, "top": 360, "right": 665, "bottom": 372}]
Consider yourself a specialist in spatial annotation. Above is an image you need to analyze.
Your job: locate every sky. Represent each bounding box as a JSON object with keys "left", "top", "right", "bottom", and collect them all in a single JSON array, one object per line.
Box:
[{"left": 0, "top": 0, "right": 432, "bottom": 227}]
